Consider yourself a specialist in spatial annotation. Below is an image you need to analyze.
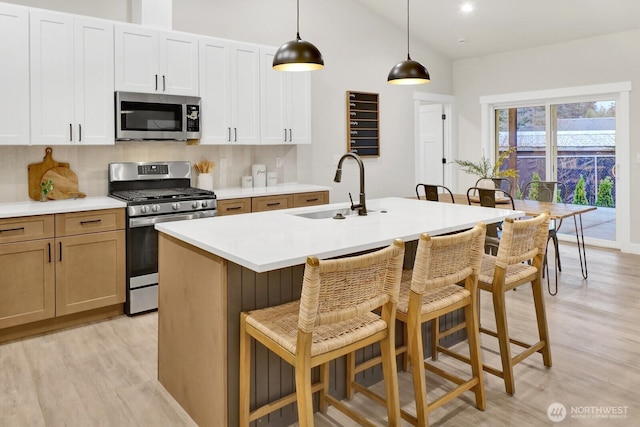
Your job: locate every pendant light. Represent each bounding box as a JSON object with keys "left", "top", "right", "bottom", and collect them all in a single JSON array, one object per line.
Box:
[
  {"left": 273, "top": 0, "right": 324, "bottom": 71},
  {"left": 388, "top": 0, "right": 430, "bottom": 85}
]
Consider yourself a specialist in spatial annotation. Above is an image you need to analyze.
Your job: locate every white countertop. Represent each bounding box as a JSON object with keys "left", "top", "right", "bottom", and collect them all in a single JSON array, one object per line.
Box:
[
  {"left": 0, "top": 197, "right": 126, "bottom": 219},
  {"left": 156, "top": 197, "right": 524, "bottom": 273},
  {"left": 214, "top": 183, "right": 331, "bottom": 200}
]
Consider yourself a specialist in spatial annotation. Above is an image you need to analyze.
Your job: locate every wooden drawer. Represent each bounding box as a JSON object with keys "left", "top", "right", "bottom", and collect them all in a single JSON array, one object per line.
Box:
[
  {"left": 0, "top": 215, "right": 54, "bottom": 244},
  {"left": 293, "top": 191, "right": 329, "bottom": 207},
  {"left": 55, "top": 209, "right": 125, "bottom": 237},
  {"left": 251, "top": 195, "right": 293, "bottom": 212},
  {"left": 217, "top": 198, "right": 251, "bottom": 216}
]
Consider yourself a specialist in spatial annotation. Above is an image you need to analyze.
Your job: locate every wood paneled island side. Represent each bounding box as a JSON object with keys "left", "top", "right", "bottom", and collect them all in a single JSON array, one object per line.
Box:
[{"left": 156, "top": 197, "right": 523, "bottom": 427}]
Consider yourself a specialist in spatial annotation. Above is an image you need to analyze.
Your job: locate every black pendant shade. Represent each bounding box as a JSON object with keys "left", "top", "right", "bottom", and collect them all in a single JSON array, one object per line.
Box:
[
  {"left": 388, "top": 0, "right": 430, "bottom": 85},
  {"left": 273, "top": 0, "right": 324, "bottom": 72},
  {"left": 387, "top": 55, "right": 430, "bottom": 85},
  {"left": 273, "top": 34, "right": 324, "bottom": 71}
]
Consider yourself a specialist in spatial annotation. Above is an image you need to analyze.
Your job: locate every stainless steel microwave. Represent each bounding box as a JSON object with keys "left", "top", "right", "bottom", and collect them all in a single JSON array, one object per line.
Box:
[{"left": 115, "top": 91, "right": 201, "bottom": 141}]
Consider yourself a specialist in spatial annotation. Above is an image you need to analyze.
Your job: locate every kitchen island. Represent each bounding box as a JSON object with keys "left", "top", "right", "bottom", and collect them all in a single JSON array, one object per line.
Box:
[{"left": 155, "top": 197, "right": 523, "bottom": 427}]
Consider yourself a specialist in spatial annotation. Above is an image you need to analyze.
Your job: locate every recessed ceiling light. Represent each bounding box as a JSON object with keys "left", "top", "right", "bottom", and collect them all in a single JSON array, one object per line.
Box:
[{"left": 460, "top": 2, "right": 475, "bottom": 13}]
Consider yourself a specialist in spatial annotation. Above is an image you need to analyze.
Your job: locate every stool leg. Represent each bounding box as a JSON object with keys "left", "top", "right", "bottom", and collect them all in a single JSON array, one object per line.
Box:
[
  {"left": 407, "top": 308, "right": 428, "bottom": 426},
  {"left": 464, "top": 294, "right": 486, "bottom": 410},
  {"left": 381, "top": 306, "right": 401, "bottom": 426},
  {"left": 318, "top": 362, "right": 329, "bottom": 413},
  {"left": 345, "top": 351, "right": 356, "bottom": 399},
  {"left": 295, "top": 332, "right": 314, "bottom": 427},
  {"left": 430, "top": 317, "right": 439, "bottom": 361},
  {"left": 239, "top": 314, "right": 251, "bottom": 426},
  {"left": 531, "top": 278, "right": 552, "bottom": 367},
  {"left": 492, "top": 287, "right": 515, "bottom": 395}
]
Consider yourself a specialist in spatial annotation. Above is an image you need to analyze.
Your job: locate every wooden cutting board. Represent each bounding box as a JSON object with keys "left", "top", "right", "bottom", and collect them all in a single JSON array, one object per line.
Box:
[
  {"left": 27, "top": 147, "right": 70, "bottom": 200},
  {"left": 41, "top": 167, "right": 86, "bottom": 200}
]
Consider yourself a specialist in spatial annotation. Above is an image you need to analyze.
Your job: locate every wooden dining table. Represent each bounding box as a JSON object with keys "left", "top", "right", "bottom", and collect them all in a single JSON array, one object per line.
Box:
[{"left": 442, "top": 194, "right": 597, "bottom": 293}]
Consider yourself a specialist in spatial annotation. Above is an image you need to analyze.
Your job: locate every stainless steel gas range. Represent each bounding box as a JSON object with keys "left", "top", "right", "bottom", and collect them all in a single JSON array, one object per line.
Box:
[{"left": 108, "top": 161, "right": 217, "bottom": 315}]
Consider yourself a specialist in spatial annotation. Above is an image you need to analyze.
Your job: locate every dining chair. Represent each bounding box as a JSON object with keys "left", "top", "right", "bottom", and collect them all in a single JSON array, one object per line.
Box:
[
  {"left": 415, "top": 183, "right": 455, "bottom": 203},
  {"left": 521, "top": 181, "right": 568, "bottom": 295},
  {"left": 433, "top": 213, "right": 552, "bottom": 395},
  {"left": 239, "top": 240, "right": 405, "bottom": 427},
  {"left": 466, "top": 186, "right": 515, "bottom": 253},
  {"left": 345, "top": 224, "right": 487, "bottom": 426},
  {"left": 475, "top": 177, "right": 512, "bottom": 194}
]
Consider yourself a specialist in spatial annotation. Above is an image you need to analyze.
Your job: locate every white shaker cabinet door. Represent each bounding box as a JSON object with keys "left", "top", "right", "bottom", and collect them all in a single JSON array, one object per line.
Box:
[
  {"left": 260, "top": 47, "right": 288, "bottom": 145},
  {"left": 30, "top": 10, "right": 75, "bottom": 145},
  {"left": 73, "top": 17, "right": 114, "bottom": 145},
  {"left": 199, "top": 37, "right": 233, "bottom": 144},
  {"left": 0, "top": 4, "right": 29, "bottom": 145},
  {"left": 114, "top": 25, "right": 159, "bottom": 93},
  {"left": 231, "top": 43, "right": 261, "bottom": 145},
  {"left": 287, "top": 71, "right": 311, "bottom": 145},
  {"left": 159, "top": 32, "right": 199, "bottom": 96}
]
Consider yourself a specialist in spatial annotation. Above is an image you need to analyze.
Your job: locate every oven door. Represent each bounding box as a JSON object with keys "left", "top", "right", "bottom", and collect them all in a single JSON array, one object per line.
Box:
[{"left": 126, "top": 210, "right": 216, "bottom": 315}]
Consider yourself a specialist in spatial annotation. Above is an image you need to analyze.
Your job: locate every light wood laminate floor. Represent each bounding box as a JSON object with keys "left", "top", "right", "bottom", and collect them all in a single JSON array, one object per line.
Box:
[{"left": 1, "top": 243, "right": 638, "bottom": 426}]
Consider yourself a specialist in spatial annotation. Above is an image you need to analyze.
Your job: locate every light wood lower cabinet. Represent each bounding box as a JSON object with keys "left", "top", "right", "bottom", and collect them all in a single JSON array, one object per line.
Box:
[
  {"left": 251, "top": 194, "right": 293, "bottom": 212},
  {"left": 0, "top": 239, "right": 55, "bottom": 329},
  {"left": 0, "top": 209, "right": 125, "bottom": 332},
  {"left": 216, "top": 198, "right": 251, "bottom": 216},
  {"left": 55, "top": 230, "right": 125, "bottom": 316},
  {"left": 217, "top": 190, "right": 329, "bottom": 216}
]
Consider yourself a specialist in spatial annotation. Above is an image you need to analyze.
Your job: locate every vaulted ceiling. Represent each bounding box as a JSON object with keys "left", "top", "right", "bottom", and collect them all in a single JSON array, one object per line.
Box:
[{"left": 353, "top": 0, "right": 640, "bottom": 60}]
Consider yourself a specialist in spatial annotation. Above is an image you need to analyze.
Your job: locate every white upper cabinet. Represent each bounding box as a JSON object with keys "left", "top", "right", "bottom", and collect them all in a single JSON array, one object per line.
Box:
[
  {"left": 260, "top": 47, "right": 311, "bottom": 145},
  {"left": 115, "top": 25, "right": 199, "bottom": 96},
  {"left": 30, "top": 10, "right": 114, "bottom": 145},
  {"left": 199, "top": 37, "right": 260, "bottom": 145},
  {"left": 0, "top": 4, "right": 29, "bottom": 145}
]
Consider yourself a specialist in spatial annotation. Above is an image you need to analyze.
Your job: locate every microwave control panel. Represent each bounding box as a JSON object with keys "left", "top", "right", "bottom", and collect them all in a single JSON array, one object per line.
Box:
[{"left": 186, "top": 105, "right": 200, "bottom": 132}]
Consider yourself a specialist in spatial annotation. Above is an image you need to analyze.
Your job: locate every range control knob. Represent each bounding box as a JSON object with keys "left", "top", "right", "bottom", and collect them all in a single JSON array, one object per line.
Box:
[
  {"left": 140, "top": 205, "right": 149, "bottom": 214},
  {"left": 173, "top": 202, "right": 180, "bottom": 210},
  {"left": 201, "top": 200, "right": 209, "bottom": 208},
  {"left": 192, "top": 201, "right": 200, "bottom": 209},
  {"left": 152, "top": 204, "right": 161, "bottom": 213}
]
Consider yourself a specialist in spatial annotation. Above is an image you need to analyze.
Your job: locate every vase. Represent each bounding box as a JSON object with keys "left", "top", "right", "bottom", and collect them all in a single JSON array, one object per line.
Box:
[{"left": 40, "top": 191, "right": 48, "bottom": 202}]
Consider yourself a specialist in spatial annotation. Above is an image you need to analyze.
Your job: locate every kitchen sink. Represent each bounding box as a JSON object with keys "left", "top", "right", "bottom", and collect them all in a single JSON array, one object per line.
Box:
[{"left": 293, "top": 208, "right": 378, "bottom": 220}]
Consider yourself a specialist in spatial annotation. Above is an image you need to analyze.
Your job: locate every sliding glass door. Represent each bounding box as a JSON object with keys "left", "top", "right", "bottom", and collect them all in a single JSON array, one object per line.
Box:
[{"left": 495, "top": 100, "right": 616, "bottom": 242}]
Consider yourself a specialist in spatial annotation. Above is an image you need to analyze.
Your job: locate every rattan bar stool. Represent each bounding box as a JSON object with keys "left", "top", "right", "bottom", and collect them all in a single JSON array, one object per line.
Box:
[
  {"left": 239, "top": 240, "right": 405, "bottom": 427},
  {"left": 346, "top": 224, "right": 487, "bottom": 426},
  {"left": 433, "top": 213, "right": 552, "bottom": 395}
]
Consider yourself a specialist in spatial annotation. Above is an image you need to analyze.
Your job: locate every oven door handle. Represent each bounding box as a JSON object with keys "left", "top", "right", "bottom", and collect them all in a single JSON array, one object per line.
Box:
[{"left": 129, "top": 211, "right": 216, "bottom": 228}]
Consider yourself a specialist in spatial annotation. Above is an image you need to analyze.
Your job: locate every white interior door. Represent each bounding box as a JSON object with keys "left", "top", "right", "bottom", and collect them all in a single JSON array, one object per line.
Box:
[{"left": 416, "top": 103, "right": 444, "bottom": 185}]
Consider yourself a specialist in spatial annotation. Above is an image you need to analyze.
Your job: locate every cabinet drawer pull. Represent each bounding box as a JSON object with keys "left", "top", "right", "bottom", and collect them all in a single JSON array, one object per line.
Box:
[
  {"left": 80, "top": 219, "right": 102, "bottom": 225},
  {"left": 283, "top": 128, "right": 287, "bottom": 142},
  {"left": 155, "top": 74, "right": 158, "bottom": 91},
  {"left": 234, "top": 128, "right": 238, "bottom": 142},
  {"left": 226, "top": 206, "right": 242, "bottom": 211},
  {"left": 69, "top": 123, "right": 73, "bottom": 141},
  {"left": 59, "top": 241, "right": 62, "bottom": 262},
  {"left": 48, "top": 242, "right": 51, "bottom": 263},
  {"left": 266, "top": 202, "right": 281, "bottom": 207},
  {"left": 0, "top": 226, "right": 25, "bottom": 233},
  {"left": 162, "top": 75, "right": 166, "bottom": 91},
  {"left": 288, "top": 128, "right": 292, "bottom": 142},
  {"left": 228, "top": 127, "right": 231, "bottom": 142},
  {"left": 78, "top": 124, "right": 82, "bottom": 142},
  {"left": 306, "top": 198, "right": 319, "bottom": 202}
]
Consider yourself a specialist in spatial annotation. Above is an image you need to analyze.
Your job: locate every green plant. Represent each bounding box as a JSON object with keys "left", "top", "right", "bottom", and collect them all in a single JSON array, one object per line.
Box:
[
  {"left": 573, "top": 175, "right": 589, "bottom": 205},
  {"left": 526, "top": 172, "right": 541, "bottom": 200},
  {"left": 453, "top": 147, "right": 519, "bottom": 180},
  {"left": 596, "top": 176, "right": 614, "bottom": 207},
  {"left": 41, "top": 180, "right": 54, "bottom": 196}
]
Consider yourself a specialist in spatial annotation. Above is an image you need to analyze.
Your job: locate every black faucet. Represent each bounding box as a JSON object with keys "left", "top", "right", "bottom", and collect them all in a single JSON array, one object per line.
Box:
[{"left": 334, "top": 152, "right": 367, "bottom": 216}]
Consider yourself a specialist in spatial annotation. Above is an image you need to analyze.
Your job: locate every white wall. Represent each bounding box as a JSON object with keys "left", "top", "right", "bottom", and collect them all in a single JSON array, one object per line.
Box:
[
  {"left": 453, "top": 29, "right": 640, "bottom": 245},
  {"left": 0, "top": 0, "right": 453, "bottom": 203}
]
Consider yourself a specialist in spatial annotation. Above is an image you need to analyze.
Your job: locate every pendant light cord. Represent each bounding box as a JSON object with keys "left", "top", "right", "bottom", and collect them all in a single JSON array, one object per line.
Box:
[
  {"left": 406, "top": 0, "right": 411, "bottom": 60},
  {"left": 296, "top": 0, "right": 301, "bottom": 41}
]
